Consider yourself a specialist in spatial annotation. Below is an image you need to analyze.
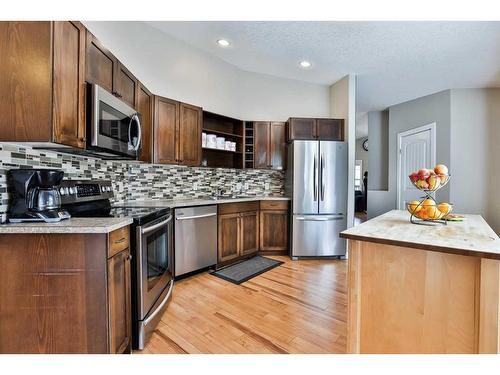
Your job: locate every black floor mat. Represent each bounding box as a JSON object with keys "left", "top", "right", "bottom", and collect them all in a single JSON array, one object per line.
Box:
[{"left": 211, "top": 256, "right": 283, "bottom": 285}]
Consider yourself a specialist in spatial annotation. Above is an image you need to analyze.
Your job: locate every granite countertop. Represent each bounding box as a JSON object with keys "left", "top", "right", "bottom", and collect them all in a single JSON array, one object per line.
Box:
[
  {"left": 340, "top": 210, "right": 500, "bottom": 260},
  {"left": 0, "top": 217, "right": 133, "bottom": 234},
  {"left": 117, "top": 195, "right": 291, "bottom": 208}
]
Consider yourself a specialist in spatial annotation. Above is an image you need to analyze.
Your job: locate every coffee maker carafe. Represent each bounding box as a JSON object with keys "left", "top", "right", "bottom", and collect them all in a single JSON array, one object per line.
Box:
[{"left": 7, "top": 169, "right": 71, "bottom": 223}]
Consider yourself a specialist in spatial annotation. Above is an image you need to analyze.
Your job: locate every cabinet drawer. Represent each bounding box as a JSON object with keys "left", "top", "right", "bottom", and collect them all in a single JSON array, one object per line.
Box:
[
  {"left": 108, "top": 226, "right": 130, "bottom": 258},
  {"left": 218, "top": 201, "right": 259, "bottom": 215},
  {"left": 260, "top": 200, "right": 289, "bottom": 211}
]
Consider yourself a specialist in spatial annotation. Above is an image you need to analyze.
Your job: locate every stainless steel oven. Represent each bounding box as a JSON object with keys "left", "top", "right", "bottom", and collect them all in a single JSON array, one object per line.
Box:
[
  {"left": 88, "top": 83, "right": 141, "bottom": 158},
  {"left": 136, "top": 212, "right": 173, "bottom": 349}
]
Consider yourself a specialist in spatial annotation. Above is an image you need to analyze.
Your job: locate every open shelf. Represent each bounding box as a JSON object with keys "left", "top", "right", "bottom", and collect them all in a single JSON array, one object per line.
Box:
[
  {"left": 244, "top": 121, "right": 254, "bottom": 169},
  {"left": 203, "top": 147, "right": 242, "bottom": 154},
  {"left": 202, "top": 128, "right": 243, "bottom": 139}
]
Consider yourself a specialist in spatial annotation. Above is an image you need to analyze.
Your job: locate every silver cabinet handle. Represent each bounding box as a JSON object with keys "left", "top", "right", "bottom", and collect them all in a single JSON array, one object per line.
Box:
[
  {"left": 313, "top": 155, "right": 317, "bottom": 201},
  {"left": 320, "top": 153, "right": 325, "bottom": 201},
  {"left": 143, "top": 281, "right": 173, "bottom": 327},
  {"left": 141, "top": 215, "right": 172, "bottom": 234},
  {"left": 176, "top": 212, "right": 217, "bottom": 221}
]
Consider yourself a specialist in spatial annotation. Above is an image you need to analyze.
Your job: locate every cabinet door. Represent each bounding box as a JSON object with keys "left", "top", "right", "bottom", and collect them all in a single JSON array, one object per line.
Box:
[
  {"left": 254, "top": 121, "right": 270, "bottom": 169},
  {"left": 316, "top": 119, "right": 344, "bottom": 141},
  {"left": 287, "top": 118, "right": 316, "bottom": 141},
  {"left": 218, "top": 213, "right": 240, "bottom": 263},
  {"left": 85, "top": 31, "right": 117, "bottom": 93},
  {"left": 107, "top": 249, "right": 131, "bottom": 354},
  {"left": 115, "top": 63, "right": 138, "bottom": 109},
  {"left": 0, "top": 22, "right": 52, "bottom": 142},
  {"left": 53, "top": 21, "right": 86, "bottom": 149},
  {"left": 138, "top": 84, "right": 153, "bottom": 163},
  {"left": 240, "top": 211, "right": 259, "bottom": 256},
  {"left": 153, "top": 96, "right": 179, "bottom": 164},
  {"left": 270, "top": 122, "right": 286, "bottom": 170},
  {"left": 260, "top": 210, "right": 289, "bottom": 252},
  {"left": 178, "top": 102, "right": 202, "bottom": 166}
]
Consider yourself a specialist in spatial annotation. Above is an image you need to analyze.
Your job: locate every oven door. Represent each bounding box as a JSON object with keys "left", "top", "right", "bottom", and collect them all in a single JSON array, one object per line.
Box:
[
  {"left": 137, "top": 214, "right": 173, "bottom": 320},
  {"left": 90, "top": 84, "right": 141, "bottom": 158}
]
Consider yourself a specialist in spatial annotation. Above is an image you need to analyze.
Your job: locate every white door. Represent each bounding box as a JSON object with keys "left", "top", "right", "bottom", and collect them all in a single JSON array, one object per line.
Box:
[{"left": 397, "top": 123, "right": 436, "bottom": 209}]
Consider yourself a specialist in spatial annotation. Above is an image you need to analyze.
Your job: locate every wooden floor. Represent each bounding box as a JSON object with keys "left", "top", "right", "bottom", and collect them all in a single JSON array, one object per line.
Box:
[{"left": 138, "top": 256, "right": 347, "bottom": 354}]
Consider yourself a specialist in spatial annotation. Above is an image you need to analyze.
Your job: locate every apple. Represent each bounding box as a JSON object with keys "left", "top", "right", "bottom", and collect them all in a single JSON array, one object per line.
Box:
[
  {"left": 409, "top": 172, "right": 419, "bottom": 183},
  {"left": 417, "top": 168, "right": 430, "bottom": 180},
  {"left": 416, "top": 179, "right": 429, "bottom": 189},
  {"left": 427, "top": 174, "right": 441, "bottom": 190}
]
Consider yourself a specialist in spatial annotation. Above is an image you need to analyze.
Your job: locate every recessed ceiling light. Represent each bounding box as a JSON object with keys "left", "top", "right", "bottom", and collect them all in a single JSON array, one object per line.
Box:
[
  {"left": 217, "top": 39, "right": 230, "bottom": 47},
  {"left": 299, "top": 60, "right": 312, "bottom": 68}
]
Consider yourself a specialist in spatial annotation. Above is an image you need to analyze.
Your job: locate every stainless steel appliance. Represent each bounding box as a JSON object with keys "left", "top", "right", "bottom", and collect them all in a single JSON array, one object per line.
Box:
[
  {"left": 87, "top": 83, "right": 141, "bottom": 159},
  {"left": 59, "top": 180, "right": 173, "bottom": 350},
  {"left": 174, "top": 205, "right": 217, "bottom": 277},
  {"left": 7, "top": 169, "right": 70, "bottom": 223},
  {"left": 286, "top": 140, "right": 348, "bottom": 257}
]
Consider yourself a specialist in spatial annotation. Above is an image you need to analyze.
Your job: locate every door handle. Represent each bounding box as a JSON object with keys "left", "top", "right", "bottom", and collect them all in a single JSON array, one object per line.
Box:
[
  {"left": 296, "top": 215, "right": 343, "bottom": 221},
  {"left": 176, "top": 213, "right": 217, "bottom": 221},
  {"left": 313, "top": 155, "right": 317, "bottom": 201},
  {"left": 128, "top": 114, "right": 142, "bottom": 151},
  {"left": 143, "top": 281, "right": 173, "bottom": 327},
  {"left": 320, "top": 153, "right": 325, "bottom": 201}
]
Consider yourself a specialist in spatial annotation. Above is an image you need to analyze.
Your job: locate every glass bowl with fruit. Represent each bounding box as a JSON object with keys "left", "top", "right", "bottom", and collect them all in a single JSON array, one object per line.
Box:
[
  {"left": 409, "top": 164, "right": 450, "bottom": 192},
  {"left": 406, "top": 199, "right": 453, "bottom": 222}
]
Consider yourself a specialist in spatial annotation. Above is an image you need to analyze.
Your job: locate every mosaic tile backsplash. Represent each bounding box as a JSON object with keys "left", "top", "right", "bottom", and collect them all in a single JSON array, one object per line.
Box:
[{"left": 0, "top": 143, "right": 285, "bottom": 222}]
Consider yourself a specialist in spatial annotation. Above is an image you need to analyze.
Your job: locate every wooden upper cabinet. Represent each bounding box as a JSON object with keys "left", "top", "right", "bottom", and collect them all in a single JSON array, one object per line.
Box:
[
  {"left": 53, "top": 21, "right": 86, "bottom": 149},
  {"left": 316, "top": 119, "right": 344, "bottom": 141},
  {"left": 218, "top": 213, "right": 241, "bottom": 263},
  {"left": 270, "top": 122, "right": 286, "bottom": 170},
  {"left": 287, "top": 118, "right": 316, "bottom": 141},
  {"left": 254, "top": 121, "right": 286, "bottom": 170},
  {"left": 154, "top": 96, "right": 179, "bottom": 164},
  {"left": 0, "top": 22, "right": 53, "bottom": 142},
  {"left": 85, "top": 31, "right": 117, "bottom": 94},
  {"left": 178, "top": 103, "right": 202, "bottom": 166},
  {"left": 287, "top": 118, "right": 345, "bottom": 141},
  {"left": 138, "top": 84, "right": 153, "bottom": 163},
  {"left": 254, "top": 122, "right": 270, "bottom": 169},
  {"left": 107, "top": 248, "right": 131, "bottom": 354},
  {"left": 240, "top": 211, "right": 259, "bottom": 256},
  {"left": 115, "top": 63, "right": 138, "bottom": 109}
]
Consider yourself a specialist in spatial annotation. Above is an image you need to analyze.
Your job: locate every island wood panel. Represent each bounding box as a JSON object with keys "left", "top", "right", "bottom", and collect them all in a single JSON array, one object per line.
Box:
[
  {"left": 347, "top": 239, "right": 500, "bottom": 354},
  {"left": 0, "top": 234, "right": 108, "bottom": 354},
  {"left": 0, "top": 21, "right": 53, "bottom": 142}
]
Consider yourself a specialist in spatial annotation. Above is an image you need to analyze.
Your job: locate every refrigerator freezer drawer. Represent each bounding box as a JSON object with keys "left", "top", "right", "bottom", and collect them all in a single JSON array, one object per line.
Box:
[{"left": 291, "top": 215, "right": 346, "bottom": 257}]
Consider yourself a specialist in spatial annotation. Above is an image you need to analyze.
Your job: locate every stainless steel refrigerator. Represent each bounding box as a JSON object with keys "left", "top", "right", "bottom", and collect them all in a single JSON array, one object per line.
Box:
[{"left": 286, "top": 140, "right": 348, "bottom": 257}]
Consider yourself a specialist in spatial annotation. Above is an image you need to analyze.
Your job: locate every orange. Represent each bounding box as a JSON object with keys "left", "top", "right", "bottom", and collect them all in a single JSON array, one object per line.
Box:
[
  {"left": 422, "top": 199, "right": 435, "bottom": 207},
  {"left": 426, "top": 205, "right": 441, "bottom": 220},
  {"left": 409, "top": 200, "right": 422, "bottom": 213},
  {"left": 438, "top": 203, "right": 452, "bottom": 215}
]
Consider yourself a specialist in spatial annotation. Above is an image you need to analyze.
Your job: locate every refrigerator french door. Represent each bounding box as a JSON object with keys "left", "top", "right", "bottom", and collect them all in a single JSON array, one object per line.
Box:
[{"left": 289, "top": 140, "right": 348, "bottom": 257}]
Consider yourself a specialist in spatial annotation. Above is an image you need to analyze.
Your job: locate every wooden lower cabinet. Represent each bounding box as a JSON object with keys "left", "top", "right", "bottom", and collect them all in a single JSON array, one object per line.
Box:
[
  {"left": 218, "top": 213, "right": 241, "bottom": 263},
  {"left": 240, "top": 211, "right": 259, "bottom": 255},
  {"left": 107, "top": 248, "right": 132, "bottom": 354},
  {"left": 0, "top": 226, "right": 131, "bottom": 354},
  {"left": 259, "top": 201, "right": 289, "bottom": 254}
]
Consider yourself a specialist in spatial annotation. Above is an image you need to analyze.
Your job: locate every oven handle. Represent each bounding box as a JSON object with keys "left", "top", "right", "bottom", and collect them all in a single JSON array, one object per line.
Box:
[
  {"left": 143, "top": 281, "right": 174, "bottom": 327},
  {"left": 141, "top": 215, "right": 172, "bottom": 234},
  {"left": 175, "top": 212, "right": 217, "bottom": 221}
]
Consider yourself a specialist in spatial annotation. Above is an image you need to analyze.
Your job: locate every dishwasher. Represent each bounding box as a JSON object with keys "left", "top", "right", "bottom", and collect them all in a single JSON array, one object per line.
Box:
[{"left": 174, "top": 205, "right": 218, "bottom": 277}]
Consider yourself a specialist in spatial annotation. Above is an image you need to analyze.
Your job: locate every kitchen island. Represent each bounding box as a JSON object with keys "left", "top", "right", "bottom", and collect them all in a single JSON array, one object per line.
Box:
[{"left": 340, "top": 210, "right": 500, "bottom": 354}]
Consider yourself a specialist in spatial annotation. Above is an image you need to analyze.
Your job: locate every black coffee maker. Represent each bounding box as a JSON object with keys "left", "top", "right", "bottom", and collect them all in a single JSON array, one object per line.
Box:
[{"left": 7, "top": 169, "right": 71, "bottom": 223}]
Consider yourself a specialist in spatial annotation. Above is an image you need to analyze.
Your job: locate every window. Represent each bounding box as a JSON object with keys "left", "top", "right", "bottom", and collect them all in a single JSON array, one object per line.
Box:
[{"left": 355, "top": 160, "right": 363, "bottom": 191}]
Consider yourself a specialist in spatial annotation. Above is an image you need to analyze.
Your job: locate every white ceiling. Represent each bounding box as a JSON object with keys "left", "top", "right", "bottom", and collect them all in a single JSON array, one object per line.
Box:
[{"left": 148, "top": 21, "right": 500, "bottom": 128}]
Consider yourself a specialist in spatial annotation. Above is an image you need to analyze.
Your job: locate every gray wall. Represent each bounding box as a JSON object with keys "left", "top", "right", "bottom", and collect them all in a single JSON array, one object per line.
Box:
[
  {"left": 355, "top": 138, "right": 369, "bottom": 181},
  {"left": 367, "top": 110, "right": 389, "bottom": 191},
  {"left": 450, "top": 89, "right": 500, "bottom": 234}
]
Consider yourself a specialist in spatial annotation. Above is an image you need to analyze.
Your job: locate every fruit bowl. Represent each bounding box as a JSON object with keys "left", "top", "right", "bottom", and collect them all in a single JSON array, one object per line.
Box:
[
  {"left": 406, "top": 200, "right": 453, "bottom": 221},
  {"left": 409, "top": 173, "right": 450, "bottom": 192}
]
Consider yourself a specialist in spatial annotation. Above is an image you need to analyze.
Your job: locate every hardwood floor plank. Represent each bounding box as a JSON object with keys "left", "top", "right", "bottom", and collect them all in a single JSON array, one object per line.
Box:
[{"left": 138, "top": 256, "right": 347, "bottom": 354}]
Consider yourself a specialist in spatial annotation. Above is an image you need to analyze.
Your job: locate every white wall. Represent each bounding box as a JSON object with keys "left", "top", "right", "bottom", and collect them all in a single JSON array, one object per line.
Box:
[
  {"left": 330, "top": 75, "right": 356, "bottom": 228},
  {"left": 83, "top": 21, "right": 330, "bottom": 121},
  {"left": 355, "top": 138, "right": 368, "bottom": 179},
  {"left": 450, "top": 89, "right": 500, "bottom": 234}
]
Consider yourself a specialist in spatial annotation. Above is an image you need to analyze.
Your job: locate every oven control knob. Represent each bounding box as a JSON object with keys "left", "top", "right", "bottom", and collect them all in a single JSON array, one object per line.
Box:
[
  {"left": 59, "top": 187, "right": 66, "bottom": 196},
  {"left": 107, "top": 186, "right": 112, "bottom": 192},
  {"left": 101, "top": 186, "right": 106, "bottom": 193},
  {"left": 69, "top": 187, "right": 76, "bottom": 195}
]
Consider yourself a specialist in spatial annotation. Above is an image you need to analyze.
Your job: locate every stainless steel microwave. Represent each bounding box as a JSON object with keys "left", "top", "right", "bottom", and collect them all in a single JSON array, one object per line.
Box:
[{"left": 87, "top": 83, "right": 141, "bottom": 159}]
